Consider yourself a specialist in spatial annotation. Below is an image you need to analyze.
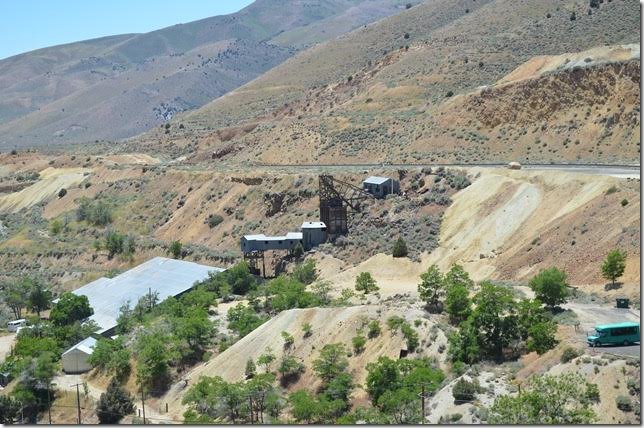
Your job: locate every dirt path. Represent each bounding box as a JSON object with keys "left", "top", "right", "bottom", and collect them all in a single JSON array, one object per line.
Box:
[
  {"left": 52, "top": 373, "right": 173, "bottom": 424},
  {"left": 0, "top": 333, "right": 15, "bottom": 363}
]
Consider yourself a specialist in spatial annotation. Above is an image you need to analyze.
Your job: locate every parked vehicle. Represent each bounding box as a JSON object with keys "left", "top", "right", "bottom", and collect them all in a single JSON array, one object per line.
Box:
[
  {"left": 587, "top": 322, "right": 640, "bottom": 347},
  {"left": 7, "top": 319, "right": 26, "bottom": 332},
  {"left": 508, "top": 161, "right": 522, "bottom": 170}
]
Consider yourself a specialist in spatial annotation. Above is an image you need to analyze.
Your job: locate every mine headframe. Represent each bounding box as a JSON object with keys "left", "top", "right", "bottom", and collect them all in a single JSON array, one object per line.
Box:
[{"left": 318, "top": 174, "right": 373, "bottom": 235}]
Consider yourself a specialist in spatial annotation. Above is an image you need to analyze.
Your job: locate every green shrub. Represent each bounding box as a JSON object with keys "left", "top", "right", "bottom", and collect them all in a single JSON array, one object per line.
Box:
[
  {"left": 76, "top": 197, "right": 112, "bottom": 226},
  {"left": 586, "top": 383, "right": 600, "bottom": 403},
  {"left": 401, "top": 323, "right": 419, "bottom": 352},
  {"left": 605, "top": 185, "right": 619, "bottom": 195},
  {"left": 621, "top": 199, "right": 629, "bottom": 207},
  {"left": 616, "top": 395, "right": 632, "bottom": 412},
  {"left": 352, "top": 334, "right": 367, "bottom": 354},
  {"left": 58, "top": 188, "right": 67, "bottom": 198},
  {"left": 207, "top": 214, "right": 224, "bottom": 228},
  {"left": 392, "top": 237, "right": 408, "bottom": 258},
  {"left": 49, "top": 219, "right": 63, "bottom": 235},
  {"left": 452, "top": 378, "right": 477, "bottom": 402},
  {"left": 302, "top": 323, "right": 312, "bottom": 338},
  {"left": 367, "top": 320, "right": 381, "bottom": 338},
  {"left": 560, "top": 347, "right": 581, "bottom": 363},
  {"left": 387, "top": 316, "right": 405, "bottom": 331},
  {"left": 292, "top": 242, "right": 305, "bottom": 258},
  {"left": 278, "top": 355, "right": 305, "bottom": 386},
  {"left": 355, "top": 272, "right": 379, "bottom": 295},
  {"left": 281, "top": 331, "right": 294, "bottom": 349},
  {"left": 452, "top": 361, "right": 466, "bottom": 376},
  {"left": 292, "top": 259, "right": 318, "bottom": 285},
  {"left": 169, "top": 240, "right": 182, "bottom": 259}
]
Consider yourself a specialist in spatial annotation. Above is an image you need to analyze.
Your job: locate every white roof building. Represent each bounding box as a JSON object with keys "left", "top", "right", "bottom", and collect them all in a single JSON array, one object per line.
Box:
[
  {"left": 363, "top": 176, "right": 391, "bottom": 185},
  {"left": 69, "top": 257, "right": 224, "bottom": 334},
  {"left": 61, "top": 336, "right": 97, "bottom": 374},
  {"left": 301, "top": 221, "right": 326, "bottom": 229}
]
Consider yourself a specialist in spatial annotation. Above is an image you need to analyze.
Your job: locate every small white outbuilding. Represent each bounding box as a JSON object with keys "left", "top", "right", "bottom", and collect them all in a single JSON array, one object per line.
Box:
[{"left": 62, "top": 337, "right": 97, "bottom": 374}]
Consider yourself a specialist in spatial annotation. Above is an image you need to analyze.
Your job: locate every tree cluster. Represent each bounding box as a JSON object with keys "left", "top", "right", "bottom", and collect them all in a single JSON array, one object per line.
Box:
[{"left": 438, "top": 266, "right": 562, "bottom": 364}]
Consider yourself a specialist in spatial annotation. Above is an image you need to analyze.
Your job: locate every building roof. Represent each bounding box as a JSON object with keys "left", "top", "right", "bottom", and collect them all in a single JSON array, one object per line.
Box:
[
  {"left": 363, "top": 176, "right": 391, "bottom": 185},
  {"left": 243, "top": 232, "right": 303, "bottom": 241},
  {"left": 301, "top": 221, "right": 326, "bottom": 229},
  {"left": 70, "top": 257, "right": 224, "bottom": 334},
  {"left": 596, "top": 321, "right": 640, "bottom": 330},
  {"left": 62, "top": 336, "right": 97, "bottom": 356}
]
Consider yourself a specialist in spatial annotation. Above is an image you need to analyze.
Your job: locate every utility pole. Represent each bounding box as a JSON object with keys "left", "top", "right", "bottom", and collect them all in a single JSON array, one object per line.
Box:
[
  {"left": 75, "top": 383, "right": 82, "bottom": 424},
  {"left": 248, "top": 393, "right": 254, "bottom": 424},
  {"left": 141, "top": 386, "right": 146, "bottom": 424},
  {"left": 47, "top": 383, "right": 52, "bottom": 424},
  {"left": 421, "top": 384, "right": 426, "bottom": 424}
]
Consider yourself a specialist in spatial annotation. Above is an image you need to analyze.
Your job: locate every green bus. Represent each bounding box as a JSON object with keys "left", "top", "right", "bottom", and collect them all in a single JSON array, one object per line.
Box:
[{"left": 587, "top": 322, "right": 640, "bottom": 347}]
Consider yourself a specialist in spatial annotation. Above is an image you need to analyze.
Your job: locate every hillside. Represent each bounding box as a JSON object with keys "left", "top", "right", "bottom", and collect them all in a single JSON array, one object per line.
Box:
[
  {"left": 141, "top": 0, "right": 640, "bottom": 164},
  {"left": 159, "top": 304, "right": 448, "bottom": 418},
  {"left": 0, "top": 0, "right": 417, "bottom": 149},
  {"left": 0, "top": 148, "right": 638, "bottom": 299}
]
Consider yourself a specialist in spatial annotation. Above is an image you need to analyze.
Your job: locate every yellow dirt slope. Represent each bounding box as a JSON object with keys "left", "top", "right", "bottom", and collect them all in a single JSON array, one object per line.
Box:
[
  {"left": 162, "top": 305, "right": 448, "bottom": 419},
  {"left": 0, "top": 167, "right": 90, "bottom": 213},
  {"left": 321, "top": 168, "right": 640, "bottom": 294}
]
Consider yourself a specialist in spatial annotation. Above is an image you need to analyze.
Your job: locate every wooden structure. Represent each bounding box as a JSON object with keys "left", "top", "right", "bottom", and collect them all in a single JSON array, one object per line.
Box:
[{"left": 318, "top": 175, "right": 373, "bottom": 235}]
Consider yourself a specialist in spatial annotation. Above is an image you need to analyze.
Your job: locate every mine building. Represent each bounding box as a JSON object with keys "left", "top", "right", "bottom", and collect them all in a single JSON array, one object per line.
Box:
[
  {"left": 301, "top": 221, "right": 327, "bottom": 250},
  {"left": 362, "top": 176, "right": 400, "bottom": 198},
  {"left": 241, "top": 232, "right": 303, "bottom": 253}
]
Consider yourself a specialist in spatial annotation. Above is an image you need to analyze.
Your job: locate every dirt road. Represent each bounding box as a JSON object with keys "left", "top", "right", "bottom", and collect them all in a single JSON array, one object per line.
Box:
[{"left": 0, "top": 333, "right": 15, "bottom": 363}]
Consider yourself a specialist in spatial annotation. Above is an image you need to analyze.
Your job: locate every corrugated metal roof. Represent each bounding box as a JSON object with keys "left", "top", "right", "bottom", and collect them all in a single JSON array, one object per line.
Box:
[
  {"left": 62, "top": 336, "right": 97, "bottom": 356},
  {"left": 243, "top": 233, "right": 303, "bottom": 241},
  {"left": 301, "top": 221, "right": 326, "bottom": 229},
  {"left": 364, "top": 176, "right": 391, "bottom": 185},
  {"left": 71, "top": 257, "right": 224, "bottom": 334}
]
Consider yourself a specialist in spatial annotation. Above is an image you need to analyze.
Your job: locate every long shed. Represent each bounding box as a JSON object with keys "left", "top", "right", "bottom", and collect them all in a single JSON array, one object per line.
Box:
[
  {"left": 67, "top": 257, "right": 224, "bottom": 335},
  {"left": 241, "top": 232, "right": 303, "bottom": 253}
]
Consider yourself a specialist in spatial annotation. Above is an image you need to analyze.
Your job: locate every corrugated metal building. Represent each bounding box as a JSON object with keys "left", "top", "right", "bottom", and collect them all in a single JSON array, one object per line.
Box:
[
  {"left": 301, "top": 221, "right": 327, "bottom": 250},
  {"left": 241, "top": 232, "right": 303, "bottom": 253},
  {"left": 62, "top": 336, "right": 97, "bottom": 374},
  {"left": 69, "top": 256, "right": 224, "bottom": 335},
  {"left": 59, "top": 257, "right": 224, "bottom": 373},
  {"left": 363, "top": 176, "right": 400, "bottom": 198}
]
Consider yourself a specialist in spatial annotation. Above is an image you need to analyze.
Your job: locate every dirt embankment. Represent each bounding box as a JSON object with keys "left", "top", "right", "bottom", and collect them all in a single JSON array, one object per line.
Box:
[
  {"left": 0, "top": 167, "right": 91, "bottom": 213},
  {"left": 162, "top": 304, "right": 449, "bottom": 420},
  {"left": 319, "top": 168, "right": 640, "bottom": 297}
]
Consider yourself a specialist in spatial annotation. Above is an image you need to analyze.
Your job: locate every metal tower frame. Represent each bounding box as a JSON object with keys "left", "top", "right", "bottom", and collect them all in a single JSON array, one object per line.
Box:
[{"left": 318, "top": 175, "right": 373, "bottom": 235}]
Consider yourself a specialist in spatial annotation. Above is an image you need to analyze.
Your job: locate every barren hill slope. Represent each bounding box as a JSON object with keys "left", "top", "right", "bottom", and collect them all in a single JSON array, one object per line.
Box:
[
  {"left": 161, "top": 304, "right": 448, "bottom": 419},
  {"left": 319, "top": 168, "right": 640, "bottom": 298},
  {"left": 148, "top": 0, "right": 640, "bottom": 164},
  {"left": 0, "top": 0, "right": 417, "bottom": 149}
]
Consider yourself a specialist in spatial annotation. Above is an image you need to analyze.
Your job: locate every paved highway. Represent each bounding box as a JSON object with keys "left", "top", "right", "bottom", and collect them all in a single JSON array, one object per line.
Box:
[{"left": 227, "top": 163, "right": 641, "bottom": 178}]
